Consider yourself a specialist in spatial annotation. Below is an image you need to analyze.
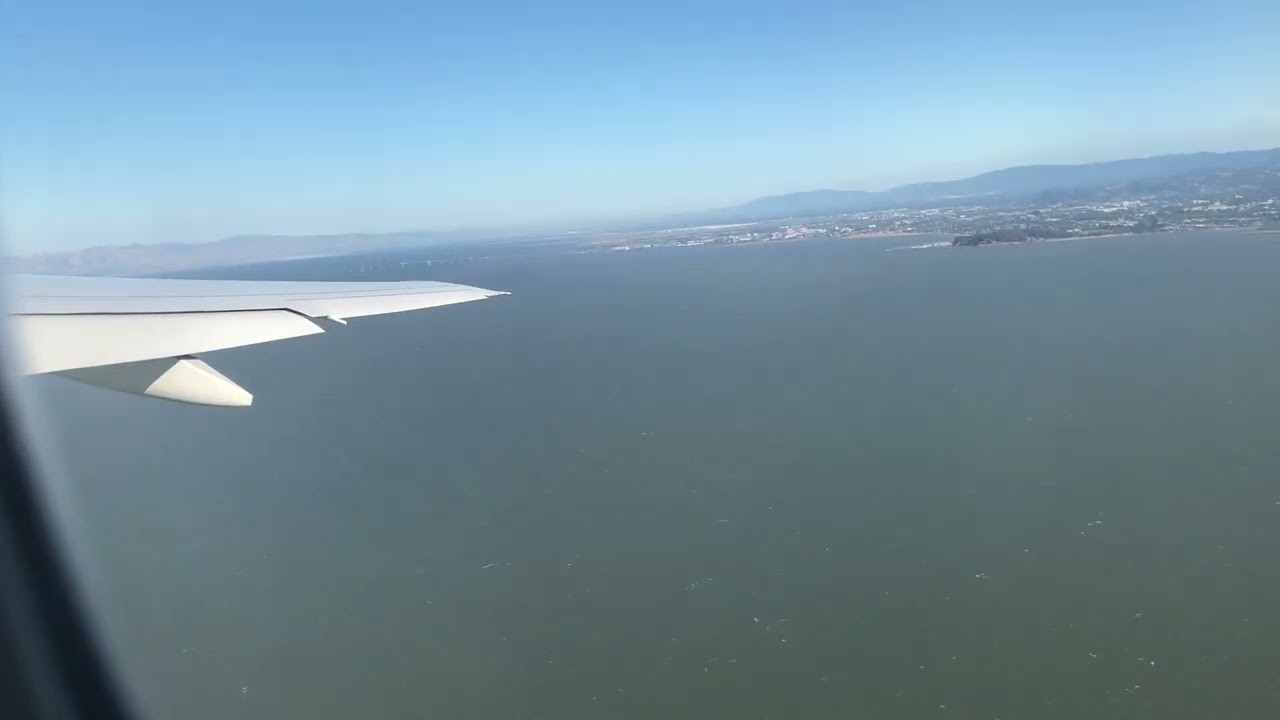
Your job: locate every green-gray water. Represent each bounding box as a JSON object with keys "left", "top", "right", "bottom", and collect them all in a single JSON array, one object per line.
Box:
[{"left": 28, "top": 231, "right": 1280, "bottom": 719}]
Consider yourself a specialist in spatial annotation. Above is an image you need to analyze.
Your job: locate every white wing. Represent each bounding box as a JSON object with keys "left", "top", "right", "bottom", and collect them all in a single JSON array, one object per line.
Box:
[{"left": 5, "top": 274, "right": 509, "bottom": 407}]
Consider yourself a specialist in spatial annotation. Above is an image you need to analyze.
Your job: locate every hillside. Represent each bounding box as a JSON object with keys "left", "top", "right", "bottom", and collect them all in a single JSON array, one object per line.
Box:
[{"left": 708, "top": 147, "right": 1280, "bottom": 221}]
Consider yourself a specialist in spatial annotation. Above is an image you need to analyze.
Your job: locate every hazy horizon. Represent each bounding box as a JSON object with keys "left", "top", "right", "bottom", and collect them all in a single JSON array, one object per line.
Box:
[{"left": 7, "top": 143, "right": 1280, "bottom": 257}]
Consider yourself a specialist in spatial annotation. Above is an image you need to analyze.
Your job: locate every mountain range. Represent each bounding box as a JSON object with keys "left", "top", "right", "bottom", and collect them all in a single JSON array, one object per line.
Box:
[
  {"left": 701, "top": 147, "right": 1280, "bottom": 222},
  {"left": 9, "top": 147, "right": 1280, "bottom": 275}
]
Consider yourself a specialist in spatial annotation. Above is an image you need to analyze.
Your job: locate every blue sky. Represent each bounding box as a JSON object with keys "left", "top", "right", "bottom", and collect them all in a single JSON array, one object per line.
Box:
[{"left": 2, "top": 0, "right": 1278, "bottom": 252}]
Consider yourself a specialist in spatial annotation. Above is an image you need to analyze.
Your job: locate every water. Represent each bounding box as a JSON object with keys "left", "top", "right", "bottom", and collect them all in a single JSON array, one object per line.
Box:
[{"left": 23, "top": 231, "right": 1280, "bottom": 719}]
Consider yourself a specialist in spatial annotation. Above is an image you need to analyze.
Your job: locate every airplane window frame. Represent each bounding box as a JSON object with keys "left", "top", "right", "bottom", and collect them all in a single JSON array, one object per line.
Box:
[{"left": 0, "top": 358, "right": 135, "bottom": 720}]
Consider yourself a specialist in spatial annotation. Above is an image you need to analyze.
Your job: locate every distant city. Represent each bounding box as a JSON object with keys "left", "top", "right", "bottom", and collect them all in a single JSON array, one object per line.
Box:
[
  {"left": 9, "top": 148, "right": 1280, "bottom": 275},
  {"left": 583, "top": 160, "right": 1280, "bottom": 253}
]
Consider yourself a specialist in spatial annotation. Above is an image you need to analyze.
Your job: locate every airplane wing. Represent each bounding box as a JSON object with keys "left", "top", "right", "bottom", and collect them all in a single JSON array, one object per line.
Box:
[{"left": 4, "top": 274, "right": 509, "bottom": 407}]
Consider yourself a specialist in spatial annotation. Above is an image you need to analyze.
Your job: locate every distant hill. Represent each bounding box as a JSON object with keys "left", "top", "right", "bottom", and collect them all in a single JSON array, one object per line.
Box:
[
  {"left": 708, "top": 147, "right": 1280, "bottom": 221},
  {"left": 7, "top": 230, "right": 497, "bottom": 277},
  {"left": 727, "top": 189, "right": 876, "bottom": 218},
  {"left": 885, "top": 148, "right": 1280, "bottom": 200}
]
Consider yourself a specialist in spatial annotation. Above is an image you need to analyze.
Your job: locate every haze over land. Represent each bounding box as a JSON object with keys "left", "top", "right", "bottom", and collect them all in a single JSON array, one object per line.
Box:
[{"left": 9, "top": 147, "right": 1280, "bottom": 276}]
